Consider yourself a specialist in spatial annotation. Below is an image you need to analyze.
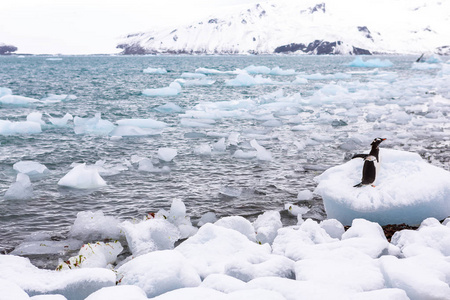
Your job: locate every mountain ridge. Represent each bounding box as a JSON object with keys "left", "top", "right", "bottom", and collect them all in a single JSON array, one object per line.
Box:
[{"left": 117, "top": 0, "right": 450, "bottom": 55}]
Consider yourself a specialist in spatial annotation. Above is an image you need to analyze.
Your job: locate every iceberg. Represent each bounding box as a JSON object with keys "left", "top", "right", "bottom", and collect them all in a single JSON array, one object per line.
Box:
[
  {"left": 314, "top": 149, "right": 450, "bottom": 225},
  {"left": 154, "top": 102, "right": 183, "bottom": 114},
  {"left": 0, "top": 120, "right": 42, "bottom": 135},
  {"left": 4, "top": 173, "right": 33, "bottom": 200},
  {"left": 0, "top": 87, "right": 12, "bottom": 97},
  {"left": 13, "top": 161, "right": 49, "bottom": 177},
  {"left": 0, "top": 94, "right": 40, "bottom": 106},
  {"left": 158, "top": 148, "right": 177, "bottom": 162},
  {"left": 348, "top": 57, "right": 393, "bottom": 68},
  {"left": 48, "top": 113, "right": 73, "bottom": 127},
  {"left": 74, "top": 113, "right": 115, "bottom": 135},
  {"left": 58, "top": 164, "right": 107, "bottom": 189}
]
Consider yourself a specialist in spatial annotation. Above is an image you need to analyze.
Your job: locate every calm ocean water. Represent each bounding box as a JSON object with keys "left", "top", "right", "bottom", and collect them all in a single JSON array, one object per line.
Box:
[{"left": 0, "top": 55, "right": 448, "bottom": 258}]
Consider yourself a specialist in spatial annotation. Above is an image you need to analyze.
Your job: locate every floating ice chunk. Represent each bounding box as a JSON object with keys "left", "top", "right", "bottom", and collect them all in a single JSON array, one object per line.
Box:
[
  {"left": 232, "top": 149, "right": 257, "bottom": 159},
  {"left": 195, "top": 67, "right": 226, "bottom": 75},
  {"left": 57, "top": 241, "right": 123, "bottom": 270},
  {"left": 212, "top": 138, "right": 226, "bottom": 152},
  {"left": 181, "top": 72, "right": 206, "bottom": 78},
  {"left": 197, "top": 212, "right": 218, "bottom": 226},
  {"left": 74, "top": 113, "right": 115, "bottom": 135},
  {"left": 297, "top": 189, "right": 313, "bottom": 201},
  {"left": 69, "top": 210, "right": 122, "bottom": 241},
  {"left": 143, "top": 82, "right": 182, "bottom": 97},
  {"left": 41, "top": 94, "right": 77, "bottom": 103},
  {"left": 0, "top": 255, "right": 115, "bottom": 300},
  {"left": 175, "top": 78, "right": 216, "bottom": 86},
  {"left": 0, "top": 94, "right": 40, "bottom": 106},
  {"left": 94, "top": 159, "right": 130, "bottom": 176},
  {"left": 250, "top": 139, "right": 272, "bottom": 161},
  {"left": 0, "top": 120, "right": 42, "bottom": 135},
  {"left": 110, "top": 126, "right": 162, "bottom": 137},
  {"left": 314, "top": 149, "right": 450, "bottom": 225},
  {"left": 284, "top": 203, "right": 310, "bottom": 218},
  {"left": 26, "top": 112, "right": 45, "bottom": 125},
  {"left": 58, "top": 164, "right": 107, "bottom": 189},
  {"left": 225, "top": 73, "right": 284, "bottom": 86},
  {"left": 348, "top": 57, "right": 393, "bottom": 68},
  {"left": 425, "top": 54, "right": 442, "bottom": 64},
  {"left": 158, "top": 147, "right": 177, "bottom": 162},
  {"left": 300, "top": 73, "right": 351, "bottom": 80},
  {"left": 143, "top": 67, "right": 167, "bottom": 74},
  {"left": 4, "top": 173, "right": 33, "bottom": 200},
  {"left": 138, "top": 158, "right": 170, "bottom": 173},
  {"left": 292, "top": 76, "right": 308, "bottom": 84},
  {"left": 85, "top": 285, "right": 148, "bottom": 300},
  {"left": 411, "top": 62, "right": 441, "bottom": 70},
  {"left": 227, "top": 132, "right": 240, "bottom": 146},
  {"left": 180, "top": 118, "right": 214, "bottom": 128},
  {"left": 13, "top": 161, "right": 49, "bottom": 177},
  {"left": 0, "top": 87, "right": 12, "bottom": 97},
  {"left": 245, "top": 65, "right": 271, "bottom": 74},
  {"left": 194, "top": 144, "right": 212, "bottom": 156},
  {"left": 119, "top": 219, "right": 180, "bottom": 256},
  {"left": 116, "top": 118, "right": 167, "bottom": 129},
  {"left": 253, "top": 211, "right": 282, "bottom": 245},
  {"left": 117, "top": 250, "right": 201, "bottom": 298},
  {"left": 154, "top": 102, "right": 183, "bottom": 113},
  {"left": 48, "top": 113, "right": 73, "bottom": 127},
  {"left": 261, "top": 119, "right": 283, "bottom": 127},
  {"left": 166, "top": 199, "right": 197, "bottom": 239}
]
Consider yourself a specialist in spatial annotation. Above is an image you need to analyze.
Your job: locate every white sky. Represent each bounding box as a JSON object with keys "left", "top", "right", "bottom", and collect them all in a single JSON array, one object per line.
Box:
[{"left": 0, "top": 0, "right": 261, "bottom": 54}]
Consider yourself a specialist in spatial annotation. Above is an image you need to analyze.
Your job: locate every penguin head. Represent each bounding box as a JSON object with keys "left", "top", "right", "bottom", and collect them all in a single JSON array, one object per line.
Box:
[{"left": 371, "top": 137, "right": 386, "bottom": 147}]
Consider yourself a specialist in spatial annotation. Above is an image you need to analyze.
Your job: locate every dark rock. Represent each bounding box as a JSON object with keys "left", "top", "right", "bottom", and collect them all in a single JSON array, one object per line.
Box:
[
  {"left": 274, "top": 40, "right": 371, "bottom": 55},
  {"left": 116, "top": 43, "right": 150, "bottom": 55},
  {"left": 357, "top": 26, "right": 373, "bottom": 41},
  {"left": 436, "top": 45, "right": 450, "bottom": 55},
  {"left": 0, "top": 44, "right": 18, "bottom": 55},
  {"left": 310, "top": 3, "right": 326, "bottom": 13}
]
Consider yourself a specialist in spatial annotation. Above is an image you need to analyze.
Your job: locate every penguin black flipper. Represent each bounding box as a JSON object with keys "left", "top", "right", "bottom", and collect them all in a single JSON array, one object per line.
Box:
[{"left": 352, "top": 154, "right": 369, "bottom": 160}]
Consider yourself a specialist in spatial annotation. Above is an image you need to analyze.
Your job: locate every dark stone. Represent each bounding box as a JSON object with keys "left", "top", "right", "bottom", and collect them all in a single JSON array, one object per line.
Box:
[
  {"left": 357, "top": 26, "right": 373, "bottom": 41},
  {"left": 274, "top": 40, "right": 371, "bottom": 55},
  {"left": 116, "top": 43, "right": 150, "bottom": 55},
  {"left": 310, "top": 3, "right": 326, "bottom": 13},
  {"left": 436, "top": 45, "right": 450, "bottom": 55},
  {"left": 0, "top": 44, "right": 18, "bottom": 55},
  {"left": 208, "top": 19, "right": 218, "bottom": 24}
]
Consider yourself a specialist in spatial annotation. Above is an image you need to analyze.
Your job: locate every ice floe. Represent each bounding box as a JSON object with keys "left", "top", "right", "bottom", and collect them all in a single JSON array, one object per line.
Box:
[
  {"left": 348, "top": 57, "right": 394, "bottom": 68},
  {"left": 57, "top": 164, "right": 107, "bottom": 189},
  {"left": 142, "top": 82, "right": 182, "bottom": 97},
  {"left": 314, "top": 149, "right": 450, "bottom": 226}
]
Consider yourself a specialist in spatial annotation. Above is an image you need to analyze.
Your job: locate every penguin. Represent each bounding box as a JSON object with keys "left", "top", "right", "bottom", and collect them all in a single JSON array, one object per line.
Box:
[{"left": 352, "top": 138, "right": 386, "bottom": 187}]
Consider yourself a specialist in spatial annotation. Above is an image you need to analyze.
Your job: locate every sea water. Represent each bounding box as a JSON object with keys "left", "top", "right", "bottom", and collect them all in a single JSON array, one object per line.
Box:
[{"left": 0, "top": 55, "right": 448, "bottom": 257}]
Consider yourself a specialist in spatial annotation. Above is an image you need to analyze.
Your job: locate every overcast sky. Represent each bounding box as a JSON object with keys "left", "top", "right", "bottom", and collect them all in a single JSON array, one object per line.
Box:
[{"left": 0, "top": 0, "right": 261, "bottom": 54}]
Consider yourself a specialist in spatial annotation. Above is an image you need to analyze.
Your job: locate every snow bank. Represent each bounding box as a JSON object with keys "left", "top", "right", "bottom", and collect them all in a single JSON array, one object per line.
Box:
[
  {"left": 314, "top": 149, "right": 450, "bottom": 225},
  {"left": 58, "top": 164, "right": 107, "bottom": 189},
  {"left": 0, "top": 255, "right": 115, "bottom": 300},
  {"left": 117, "top": 250, "right": 201, "bottom": 297},
  {"left": 348, "top": 57, "right": 393, "bottom": 68}
]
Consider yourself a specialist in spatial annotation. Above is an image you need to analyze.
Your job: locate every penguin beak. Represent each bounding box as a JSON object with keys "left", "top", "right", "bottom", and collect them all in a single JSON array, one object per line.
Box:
[{"left": 381, "top": 138, "right": 386, "bottom": 141}]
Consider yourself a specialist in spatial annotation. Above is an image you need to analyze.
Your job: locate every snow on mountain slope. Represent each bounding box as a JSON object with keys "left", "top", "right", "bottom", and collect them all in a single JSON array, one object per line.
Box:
[{"left": 118, "top": 0, "right": 450, "bottom": 55}]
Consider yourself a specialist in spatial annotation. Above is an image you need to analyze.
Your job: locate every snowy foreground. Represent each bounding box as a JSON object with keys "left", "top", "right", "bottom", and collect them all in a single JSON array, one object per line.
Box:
[{"left": 2, "top": 196, "right": 450, "bottom": 300}]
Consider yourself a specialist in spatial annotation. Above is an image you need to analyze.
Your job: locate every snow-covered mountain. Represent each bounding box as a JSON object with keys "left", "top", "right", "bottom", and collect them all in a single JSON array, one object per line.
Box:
[{"left": 117, "top": 0, "right": 450, "bottom": 55}]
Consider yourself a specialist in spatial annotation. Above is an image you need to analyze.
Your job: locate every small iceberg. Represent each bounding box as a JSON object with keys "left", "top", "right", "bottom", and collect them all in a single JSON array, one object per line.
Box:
[
  {"left": 58, "top": 164, "right": 107, "bottom": 189},
  {"left": 4, "top": 173, "right": 33, "bottom": 200},
  {"left": 142, "top": 82, "right": 182, "bottom": 97},
  {"left": 314, "top": 149, "right": 450, "bottom": 225}
]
